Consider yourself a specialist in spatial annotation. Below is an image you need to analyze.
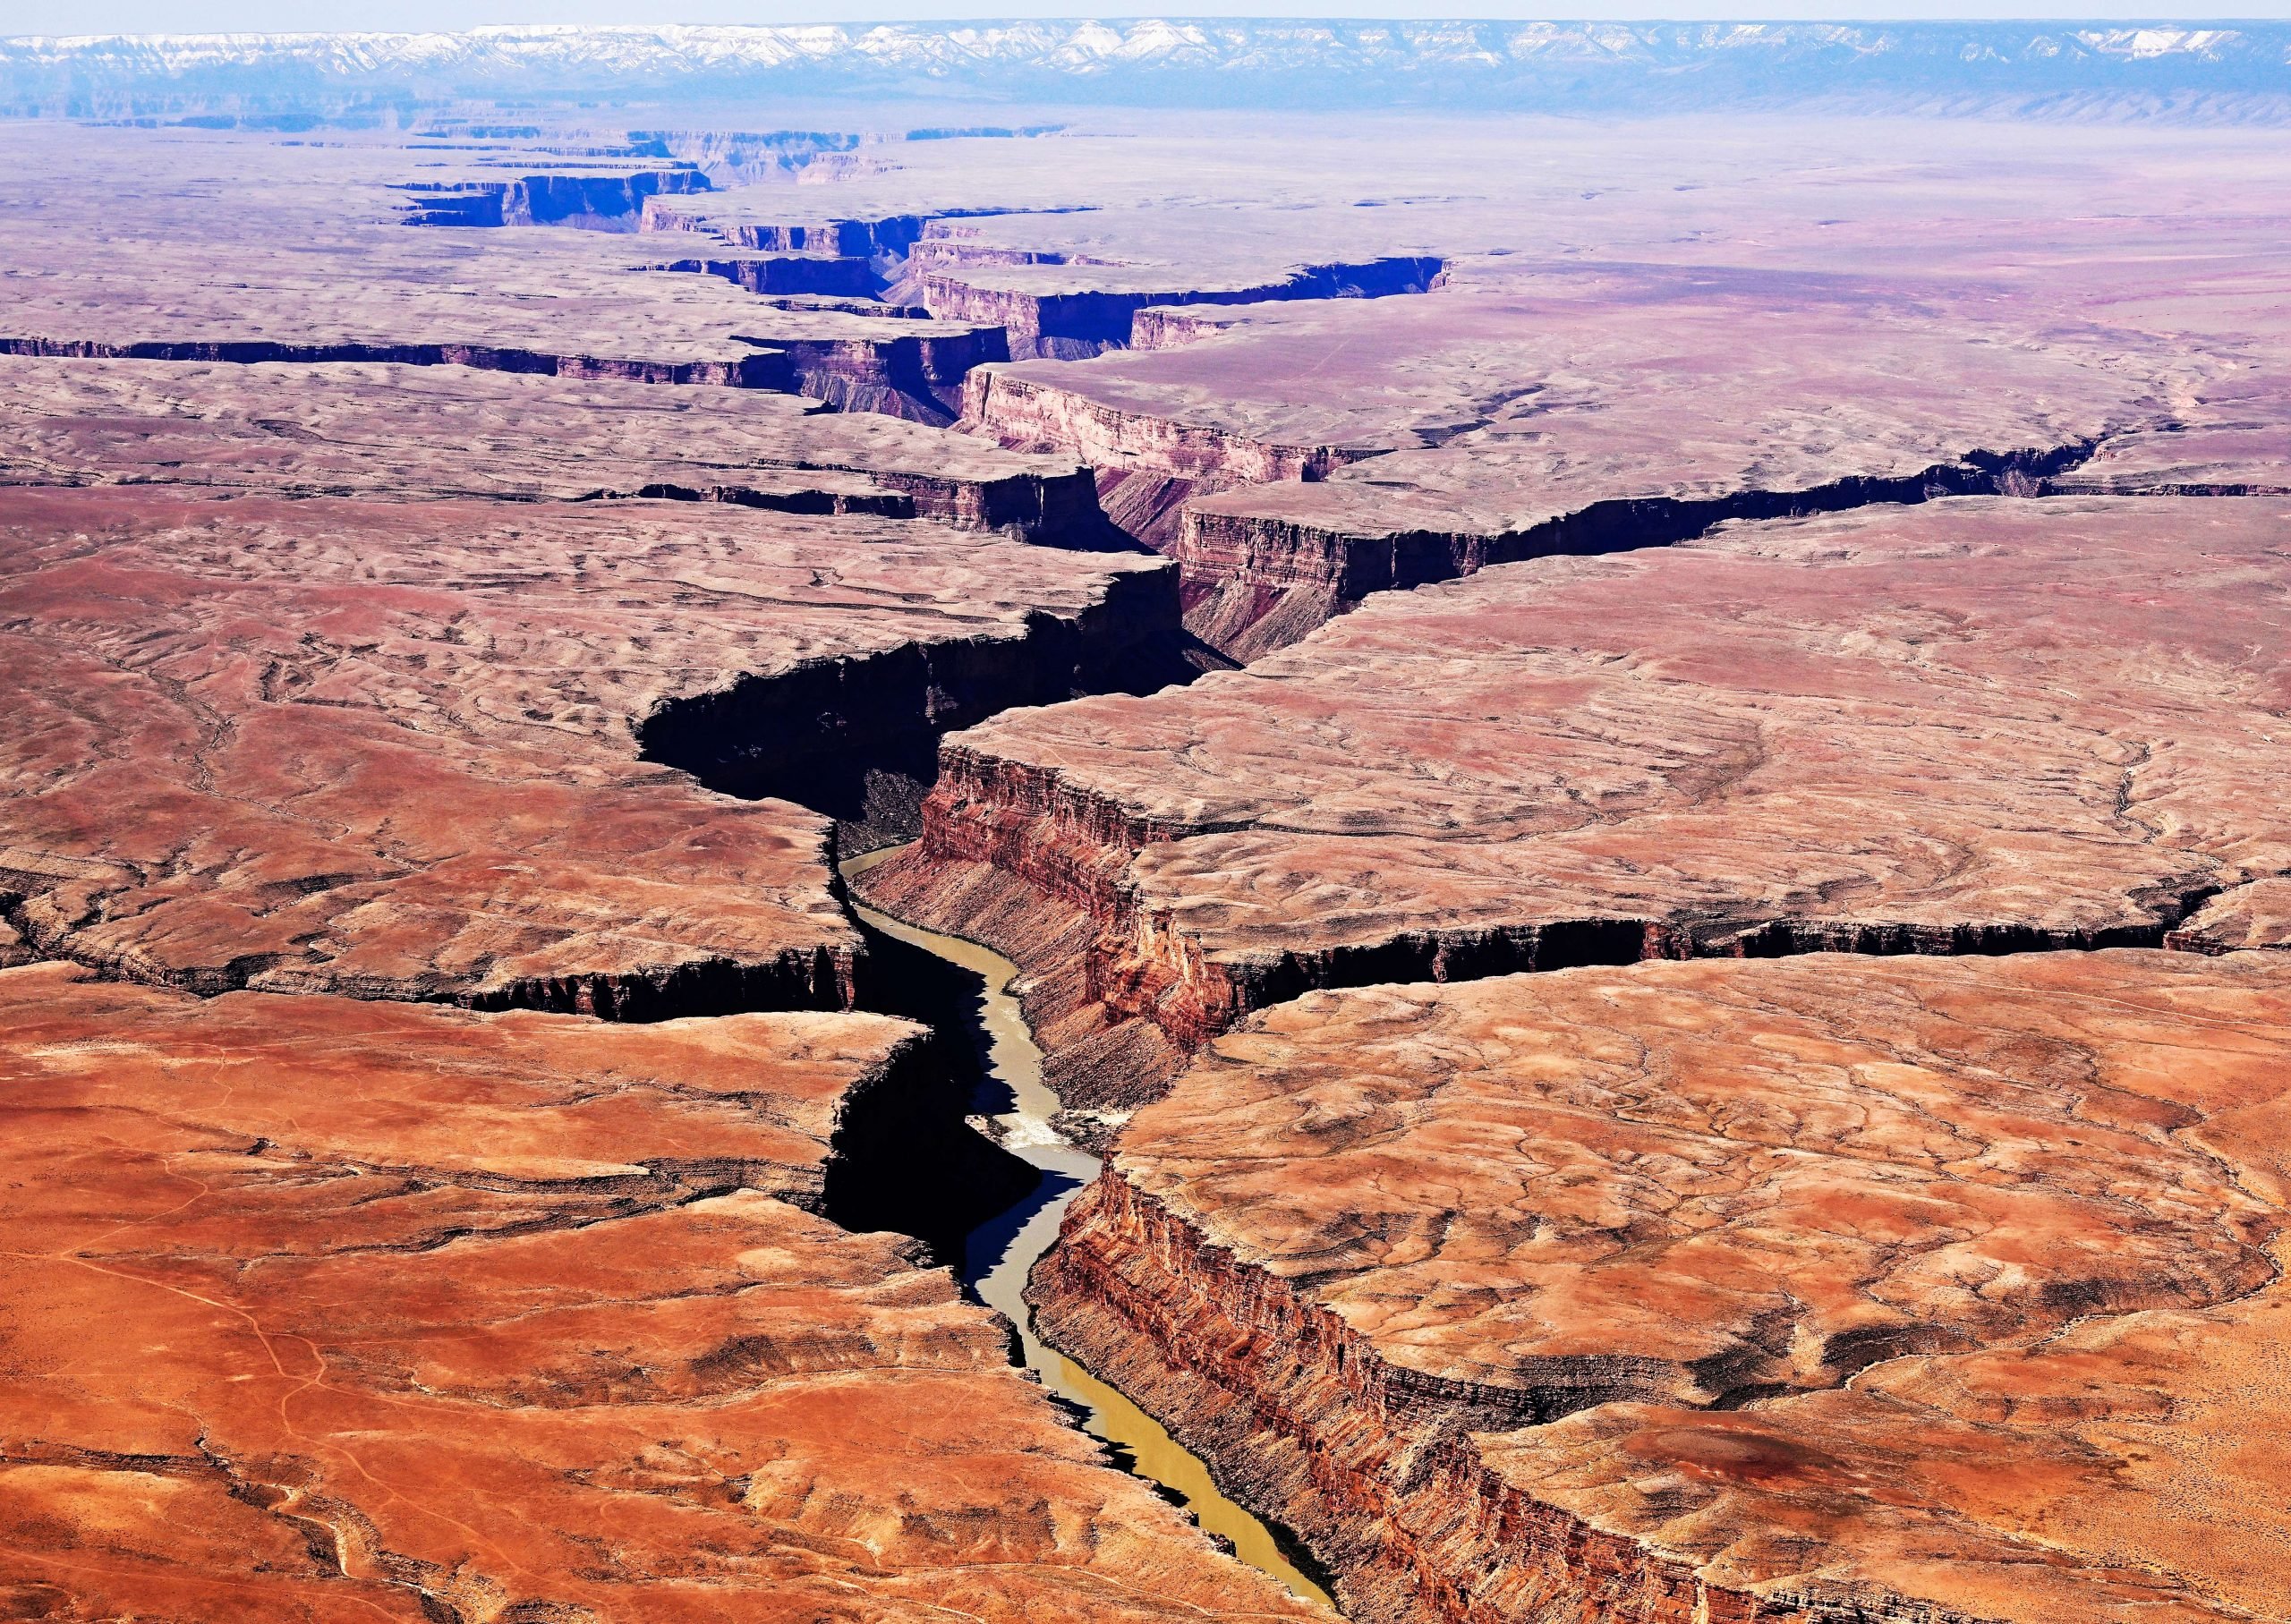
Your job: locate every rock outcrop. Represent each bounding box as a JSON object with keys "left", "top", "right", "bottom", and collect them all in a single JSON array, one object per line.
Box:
[
  {"left": 0, "top": 487, "right": 1180, "bottom": 1013},
  {"left": 652, "top": 251, "right": 883, "bottom": 297},
  {"left": 2168, "top": 879, "right": 2291, "bottom": 954},
  {"left": 643, "top": 202, "right": 928, "bottom": 258},
  {"left": 857, "top": 497, "right": 2291, "bottom": 1104},
  {"left": 1030, "top": 949, "right": 2291, "bottom": 1623},
  {"left": 397, "top": 166, "right": 710, "bottom": 228},
  {"left": 758, "top": 320, "right": 1012, "bottom": 421},
  {"left": 923, "top": 255, "right": 1444, "bottom": 360},
  {"left": 0, "top": 963, "right": 1315, "bottom": 1623}
]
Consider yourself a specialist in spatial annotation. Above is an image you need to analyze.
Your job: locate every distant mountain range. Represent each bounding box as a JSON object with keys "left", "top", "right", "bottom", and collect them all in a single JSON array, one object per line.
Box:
[{"left": 4, "top": 21, "right": 2288, "bottom": 120}]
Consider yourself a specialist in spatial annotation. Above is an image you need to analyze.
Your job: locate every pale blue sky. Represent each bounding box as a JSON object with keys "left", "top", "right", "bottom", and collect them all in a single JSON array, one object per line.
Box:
[{"left": 1, "top": 3, "right": 2277, "bottom": 35}]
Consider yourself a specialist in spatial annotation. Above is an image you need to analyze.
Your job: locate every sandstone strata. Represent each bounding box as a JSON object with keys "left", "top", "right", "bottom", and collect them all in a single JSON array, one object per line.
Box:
[
  {"left": 922, "top": 254, "right": 1443, "bottom": 360},
  {"left": 1031, "top": 949, "right": 2291, "bottom": 1623},
  {"left": 0, "top": 963, "right": 1312, "bottom": 1623},
  {"left": 0, "top": 487, "right": 1179, "bottom": 1013},
  {"left": 857, "top": 497, "right": 2291, "bottom": 1104},
  {"left": 398, "top": 164, "right": 710, "bottom": 227}
]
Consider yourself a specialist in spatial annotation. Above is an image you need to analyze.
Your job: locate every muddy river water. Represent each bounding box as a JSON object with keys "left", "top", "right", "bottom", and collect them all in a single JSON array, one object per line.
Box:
[{"left": 840, "top": 844, "right": 1335, "bottom": 1612}]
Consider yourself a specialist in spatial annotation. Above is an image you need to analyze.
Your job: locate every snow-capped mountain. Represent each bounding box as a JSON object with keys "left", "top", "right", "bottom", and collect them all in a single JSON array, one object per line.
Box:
[{"left": 4, "top": 21, "right": 2286, "bottom": 118}]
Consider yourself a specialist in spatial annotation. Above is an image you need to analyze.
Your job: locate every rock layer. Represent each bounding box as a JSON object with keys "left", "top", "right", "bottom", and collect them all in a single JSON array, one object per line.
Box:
[
  {"left": 397, "top": 165, "right": 711, "bottom": 227},
  {"left": 923, "top": 255, "right": 1444, "bottom": 360},
  {"left": 1030, "top": 949, "right": 2291, "bottom": 1623},
  {"left": 857, "top": 497, "right": 2291, "bottom": 1104}
]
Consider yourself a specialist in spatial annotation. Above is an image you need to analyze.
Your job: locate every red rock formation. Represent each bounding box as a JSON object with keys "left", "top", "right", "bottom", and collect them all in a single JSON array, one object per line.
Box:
[
  {"left": 960, "top": 368, "right": 1381, "bottom": 551},
  {"left": 766, "top": 323, "right": 1012, "bottom": 421},
  {"left": 643, "top": 204, "right": 926, "bottom": 258},
  {"left": 0, "top": 487, "right": 1180, "bottom": 1014},
  {"left": 1029, "top": 949, "right": 2291, "bottom": 1623},
  {"left": 857, "top": 497, "right": 2291, "bottom": 1104},
  {"left": 2167, "top": 878, "right": 2291, "bottom": 953},
  {"left": 0, "top": 964, "right": 1315, "bottom": 1623}
]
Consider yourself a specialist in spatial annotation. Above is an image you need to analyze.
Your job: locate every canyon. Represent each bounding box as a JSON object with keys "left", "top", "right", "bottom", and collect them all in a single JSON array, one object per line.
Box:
[{"left": 3, "top": 89, "right": 2290, "bottom": 1624}]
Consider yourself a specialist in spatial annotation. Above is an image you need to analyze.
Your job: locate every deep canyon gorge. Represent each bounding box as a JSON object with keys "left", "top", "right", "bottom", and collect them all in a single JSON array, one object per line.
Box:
[{"left": 2, "top": 43, "right": 2289, "bottom": 1624}]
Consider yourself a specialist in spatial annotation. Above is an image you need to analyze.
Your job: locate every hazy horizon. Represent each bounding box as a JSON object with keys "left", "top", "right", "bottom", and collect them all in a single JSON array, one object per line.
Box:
[{"left": 6, "top": 4, "right": 2287, "bottom": 38}]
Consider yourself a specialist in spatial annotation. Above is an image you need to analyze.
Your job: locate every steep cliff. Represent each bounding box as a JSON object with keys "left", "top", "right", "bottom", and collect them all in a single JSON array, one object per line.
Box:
[
  {"left": 654, "top": 251, "right": 881, "bottom": 297},
  {"left": 962, "top": 367, "right": 1381, "bottom": 549},
  {"left": 925, "top": 255, "right": 1444, "bottom": 359},
  {"left": 638, "top": 555, "right": 1189, "bottom": 841},
  {"left": 764, "top": 322, "right": 1010, "bottom": 421},
  {"left": 398, "top": 166, "right": 710, "bottom": 228},
  {"left": 0, "top": 354, "right": 1110, "bottom": 542},
  {"left": 1176, "top": 440, "right": 2093, "bottom": 660},
  {"left": 0, "top": 332, "right": 792, "bottom": 387},
  {"left": 941, "top": 264, "right": 2176, "bottom": 657}
]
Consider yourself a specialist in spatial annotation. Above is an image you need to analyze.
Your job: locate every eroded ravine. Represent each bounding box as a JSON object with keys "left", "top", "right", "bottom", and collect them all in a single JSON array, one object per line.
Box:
[{"left": 839, "top": 842, "right": 1338, "bottom": 1613}]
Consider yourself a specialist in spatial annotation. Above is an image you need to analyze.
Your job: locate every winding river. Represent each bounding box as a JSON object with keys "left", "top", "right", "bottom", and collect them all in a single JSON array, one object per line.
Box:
[{"left": 840, "top": 844, "right": 1336, "bottom": 1613}]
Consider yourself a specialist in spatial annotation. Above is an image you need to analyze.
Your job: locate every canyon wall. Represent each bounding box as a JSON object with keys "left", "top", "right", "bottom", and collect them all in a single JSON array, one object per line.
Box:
[
  {"left": 0, "top": 332, "right": 793, "bottom": 387},
  {"left": 924, "top": 255, "right": 1444, "bottom": 359},
  {"left": 0, "top": 356, "right": 1107, "bottom": 542},
  {"left": 637, "top": 555, "right": 1188, "bottom": 837},
  {"left": 1173, "top": 439, "right": 2093, "bottom": 660},
  {"left": 398, "top": 166, "right": 710, "bottom": 227}
]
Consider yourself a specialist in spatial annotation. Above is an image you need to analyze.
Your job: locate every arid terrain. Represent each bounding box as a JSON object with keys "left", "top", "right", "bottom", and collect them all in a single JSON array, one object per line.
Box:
[{"left": 2, "top": 47, "right": 2288, "bottom": 1624}]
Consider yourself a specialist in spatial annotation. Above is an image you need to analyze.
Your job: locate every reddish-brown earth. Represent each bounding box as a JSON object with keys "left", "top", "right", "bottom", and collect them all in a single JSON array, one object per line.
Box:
[
  {"left": 2171, "top": 879, "right": 2291, "bottom": 953},
  {"left": 1029, "top": 949, "right": 2291, "bottom": 1623},
  {"left": 857, "top": 497, "right": 2291, "bottom": 1106},
  {"left": 0, "top": 963, "right": 1315, "bottom": 1622},
  {"left": 0, "top": 487, "right": 1177, "bottom": 1013}
]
